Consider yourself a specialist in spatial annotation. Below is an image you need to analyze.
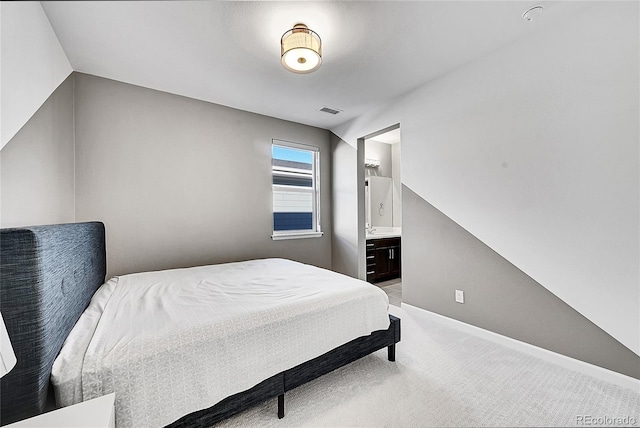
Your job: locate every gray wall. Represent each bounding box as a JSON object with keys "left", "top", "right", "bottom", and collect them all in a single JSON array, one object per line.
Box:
[
  {"left": 403, "top": 185, "right": 640, "bottom": 379},
  {"left": 330, "top": 132, "right": 358, "bottom": 277},
  {"left": 1, "top": 75, "right": 75, "bottom": 227},
  {"left": 74, "top": 73, "right": 332, "bottom": 278}
]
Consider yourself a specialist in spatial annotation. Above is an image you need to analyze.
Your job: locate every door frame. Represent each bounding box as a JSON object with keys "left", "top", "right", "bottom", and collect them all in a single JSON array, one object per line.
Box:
[{"left": 357, "top": 123, "right": 400, "bottom": 280}]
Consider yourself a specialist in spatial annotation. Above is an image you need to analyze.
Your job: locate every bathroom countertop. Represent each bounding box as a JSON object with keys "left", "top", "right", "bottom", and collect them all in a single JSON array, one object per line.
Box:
[{"left": 366, "top": 227, "right": 401, "bottom": 240}]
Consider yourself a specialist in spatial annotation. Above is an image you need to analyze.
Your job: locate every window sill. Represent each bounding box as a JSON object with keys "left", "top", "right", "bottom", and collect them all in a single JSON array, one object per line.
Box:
[{"left": 271, "top": 231, "right": 324, "bottom": 241}]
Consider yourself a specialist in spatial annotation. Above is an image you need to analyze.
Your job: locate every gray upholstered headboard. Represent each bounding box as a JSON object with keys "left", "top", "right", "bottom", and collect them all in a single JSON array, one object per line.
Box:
[{"left": 0, "top": 222, "right": 106, "bottom": 425}]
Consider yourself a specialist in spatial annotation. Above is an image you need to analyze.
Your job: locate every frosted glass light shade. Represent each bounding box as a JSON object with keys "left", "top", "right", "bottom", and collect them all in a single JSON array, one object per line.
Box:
[
  {"left": 0, "top": 312, "right": 16, "bottom": 377},
  {"left": 281, "top": 24, "right": 322, "bottom": 74}
]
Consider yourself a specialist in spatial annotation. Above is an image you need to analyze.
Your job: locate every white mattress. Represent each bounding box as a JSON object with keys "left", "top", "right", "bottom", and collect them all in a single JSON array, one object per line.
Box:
[{"left": 51, "top": 258, "right": 390, "bottom": 427}]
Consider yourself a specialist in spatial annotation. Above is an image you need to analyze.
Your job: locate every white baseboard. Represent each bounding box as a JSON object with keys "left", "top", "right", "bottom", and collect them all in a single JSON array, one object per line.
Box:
[{"left": 401, "top": 303, "right": 640, "bottom": 392}]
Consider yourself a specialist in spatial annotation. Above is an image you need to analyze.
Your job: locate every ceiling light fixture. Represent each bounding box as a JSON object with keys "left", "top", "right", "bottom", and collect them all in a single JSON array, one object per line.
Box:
[{"left": 281, "top": 23, "right": 322, "bottom": 74}]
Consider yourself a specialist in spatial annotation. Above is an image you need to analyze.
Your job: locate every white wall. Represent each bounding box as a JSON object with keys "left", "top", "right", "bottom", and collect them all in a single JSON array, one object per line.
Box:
[
  {"left": 364, "top": 139, "right": 392, "bottom": 178},
  {"left": 391, "top": 142, "right": 401, "bottom": 228},
  {"left": 1, "top": 2, "right": 72, "bottom": 149},
  {"left": 333, "top": 2, "right": 639, "bottom": 355},
  {"left": 367, "top": 176, "right": 393, "bottom": 228}
]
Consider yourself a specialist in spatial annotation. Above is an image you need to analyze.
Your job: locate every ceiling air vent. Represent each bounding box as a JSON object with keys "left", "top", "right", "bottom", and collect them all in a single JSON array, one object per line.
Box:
[{"left": 319, "top": 106, "right": 342, "bottom": 115}]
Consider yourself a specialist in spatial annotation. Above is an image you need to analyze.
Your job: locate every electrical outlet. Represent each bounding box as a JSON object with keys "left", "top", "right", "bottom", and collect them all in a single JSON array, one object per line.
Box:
[{"left": 455, "top": 289, "right": 464, "bottom": 304}]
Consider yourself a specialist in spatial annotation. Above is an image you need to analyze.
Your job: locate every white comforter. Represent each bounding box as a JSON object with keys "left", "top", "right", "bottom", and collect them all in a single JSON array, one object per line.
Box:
[{"left": 52, "top": 258, "right": 390, "bottom": 427}]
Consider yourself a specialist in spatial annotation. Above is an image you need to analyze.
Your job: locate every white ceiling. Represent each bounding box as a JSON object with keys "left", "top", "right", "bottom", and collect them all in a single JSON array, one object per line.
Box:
[
  {"left": 41, "top": 1, "right": 585, "bottom": 131},
  {"left": 368, "top": 128, "right": 401, "bottom": 145}
]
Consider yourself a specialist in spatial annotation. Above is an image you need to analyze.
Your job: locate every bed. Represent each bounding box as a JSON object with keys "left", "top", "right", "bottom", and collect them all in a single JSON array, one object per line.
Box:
[{"left": 0, "top": 222, "right": 400, "bottom": 427}]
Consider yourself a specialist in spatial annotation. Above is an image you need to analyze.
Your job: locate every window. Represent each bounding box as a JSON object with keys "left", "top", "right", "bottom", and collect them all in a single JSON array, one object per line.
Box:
[{"left": 271, "top": 140, "right": 322, "bottom": 240}]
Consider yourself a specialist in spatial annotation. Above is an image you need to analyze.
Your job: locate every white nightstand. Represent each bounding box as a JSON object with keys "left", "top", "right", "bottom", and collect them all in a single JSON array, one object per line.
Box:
[{"left": 7, "top": 393, "right": 115, "bottom": 428}]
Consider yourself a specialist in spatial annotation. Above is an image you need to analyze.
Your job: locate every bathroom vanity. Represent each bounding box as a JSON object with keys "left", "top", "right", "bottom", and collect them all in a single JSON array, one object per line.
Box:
[{"left": 366, "top": 228, "right": 401, "bottom": 283}]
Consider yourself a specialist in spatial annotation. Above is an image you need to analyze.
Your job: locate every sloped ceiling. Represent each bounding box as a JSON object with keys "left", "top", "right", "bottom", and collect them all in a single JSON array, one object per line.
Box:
[
  {"left": 1, "top": 2, "right": 72, "bottom": 149},
  {"left": 40, "top": 1, "right": 583, "bottom": 132}
]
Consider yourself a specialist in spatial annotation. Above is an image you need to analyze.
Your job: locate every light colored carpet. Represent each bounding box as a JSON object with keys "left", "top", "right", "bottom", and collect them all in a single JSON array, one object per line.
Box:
[{"left": 216, "top": 306, "right": 640, "bottom": 427}]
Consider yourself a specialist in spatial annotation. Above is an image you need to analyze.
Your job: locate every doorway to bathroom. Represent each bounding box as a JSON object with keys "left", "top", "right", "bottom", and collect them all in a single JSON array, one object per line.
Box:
[{"left": 364, "top": 126, "right": 402, "bottom": 306}]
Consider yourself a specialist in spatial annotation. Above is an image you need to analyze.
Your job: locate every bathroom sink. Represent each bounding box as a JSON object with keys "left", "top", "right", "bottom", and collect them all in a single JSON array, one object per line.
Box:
[{"left": 366, "top": 227, "right": 401, "bottom": 239}]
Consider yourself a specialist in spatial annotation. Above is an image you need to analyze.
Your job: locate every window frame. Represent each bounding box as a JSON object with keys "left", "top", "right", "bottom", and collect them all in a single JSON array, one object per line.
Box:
[{"left": 271, "top": 139, "right": 323, "bottom": 240}]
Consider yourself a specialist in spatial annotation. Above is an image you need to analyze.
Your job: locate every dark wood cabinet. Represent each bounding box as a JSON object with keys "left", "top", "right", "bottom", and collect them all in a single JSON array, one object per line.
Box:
[
  {"left": 389, "top": 244, "right": 401, "bottom": 277},
  {"left": 366, "top": 237, "right": 401, "bottom": 283}
]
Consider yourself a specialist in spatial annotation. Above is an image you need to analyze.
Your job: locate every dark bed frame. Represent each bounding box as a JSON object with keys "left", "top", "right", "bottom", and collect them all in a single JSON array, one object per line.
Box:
[{"left": 0, "top": 222, "right": 400, "bottom": 427}]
